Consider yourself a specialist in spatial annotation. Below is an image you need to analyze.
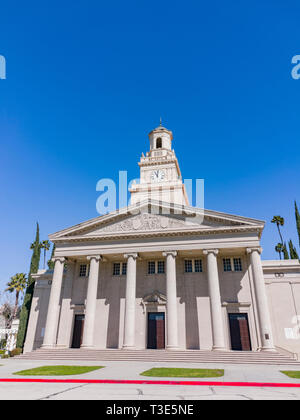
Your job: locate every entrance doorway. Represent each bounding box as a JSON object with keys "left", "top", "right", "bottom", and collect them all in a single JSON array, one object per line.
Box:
[
  {"left": 228, "top": 313, "right": 252, "bottom": 351},
  {"left": 147, "top": 312, "right": 165, "bottom": 349},
  {"left": 71, "top": 315, "right": 85, "bottom": 348}
]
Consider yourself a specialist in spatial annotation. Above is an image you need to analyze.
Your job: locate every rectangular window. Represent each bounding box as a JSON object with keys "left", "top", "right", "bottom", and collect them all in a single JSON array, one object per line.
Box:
[
  {"left": 157, "top": 261, "right": 165, "bottom": 274},
  {"left": 233, "top": 258, "right": 242, "bottom": 272},
  {"left": 79, "top": 264, "right": 87, "bottom": 277},
  {"left": 113, "top": 262, "right": 127, "bottom": 276},
  {"left": 113, "top": 263, "right": 121, "bottom": 276},
  {"left": 223, "top": 258, "right": 232, "bottom": 272},
  {"left": 194, "top": 259, "right": 203, "bottom": 273},
  {"left": 184, "top": 260, "right": 193, "bottom": 273},
  {"left": 148, "top": 261, "right": 156, "bottom": 275},
  {"left": 122, "top": 262, "right": 127, "bottom": 275}
]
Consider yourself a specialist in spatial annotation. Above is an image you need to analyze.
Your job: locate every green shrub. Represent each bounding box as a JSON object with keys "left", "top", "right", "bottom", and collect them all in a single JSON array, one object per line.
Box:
[
  {"left": 10, "top": 348, "right": 22, "bottom": 357},
  {"left": 1, "top": 354, "right": 10, "bottom": 359},
  {"left": 0, "top": 350, "right": 5, "bottom": 355},
  {"left": 0, "top": 339, "right": 6, "bottom": 349}
]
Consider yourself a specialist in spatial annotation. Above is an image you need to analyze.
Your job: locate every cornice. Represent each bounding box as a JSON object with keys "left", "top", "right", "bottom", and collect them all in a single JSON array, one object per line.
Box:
[
  {"left": 51, "top": 225, "right": 262, "bottom": 244},
  {"left": 49, "top": 199, "right": 265, "bottom": 241},
  {"left": 138, "top": 158, "right": 178, "bottom": 167}
]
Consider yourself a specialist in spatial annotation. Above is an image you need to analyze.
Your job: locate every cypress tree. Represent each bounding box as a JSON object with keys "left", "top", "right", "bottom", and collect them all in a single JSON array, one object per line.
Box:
[
  {"left": 289, "top": 239, "right": 299, "bottom": 260},
  {"left": 283, "top": 243, "right": 290, "bottom": 260},
  {"left": 47, "top": 243, "right": 56, "bottom": 270},
  {"left": 16, "top": 222, "right": 41, "bottom": 349},
  {"left": 295, "top": 201, "right": 300, "bottom": 248}
]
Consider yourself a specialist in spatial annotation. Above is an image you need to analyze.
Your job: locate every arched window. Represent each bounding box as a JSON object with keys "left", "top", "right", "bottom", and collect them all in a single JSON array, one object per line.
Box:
[{"left": 156, "top": 137, "right": 162, "bottom": 149}]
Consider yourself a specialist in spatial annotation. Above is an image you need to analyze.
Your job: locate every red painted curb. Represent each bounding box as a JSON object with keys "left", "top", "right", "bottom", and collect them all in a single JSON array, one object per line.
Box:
[{"left": 0, "top": 378, "right": 300, "bottom": 388}]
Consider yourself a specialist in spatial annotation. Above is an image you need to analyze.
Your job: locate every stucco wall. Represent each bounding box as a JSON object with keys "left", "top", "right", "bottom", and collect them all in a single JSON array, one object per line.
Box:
[{"left": 264, "top": 261, "right": 300, "bottom": 356}]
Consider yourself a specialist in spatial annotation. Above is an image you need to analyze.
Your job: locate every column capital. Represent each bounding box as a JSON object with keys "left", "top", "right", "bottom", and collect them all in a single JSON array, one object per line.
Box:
[
  {"left": 87, "top": 255, "right": 102, "bottom": 262},
  {"left": 246, "top": 247, "right": 262, "bottom": 255},
  {"left": 124, "top": 253, "right": 139, "bottom": 260},
  {"left": 162, "top": 251, "right": 177, "bottom": 258},
  {"left": 203, "top": 249, "right": 219, "bottom": 256},
  {"left": 51, "top": 257, "right": 66, "bottom": 263}
]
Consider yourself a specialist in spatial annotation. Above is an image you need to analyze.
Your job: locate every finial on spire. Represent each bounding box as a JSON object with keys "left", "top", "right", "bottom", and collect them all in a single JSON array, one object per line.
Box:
[{"left": 159, "top": 117, "right": 162, "bottom": 126}]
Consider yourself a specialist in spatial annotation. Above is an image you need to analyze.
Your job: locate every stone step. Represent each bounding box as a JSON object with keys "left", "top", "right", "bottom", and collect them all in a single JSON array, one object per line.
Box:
[
  {"left": 17, "top": 358, "right": 299, "bottom": 365},
  {"left": 19, "top": 354, "right": 295, "bottom": 361},
  {"left": 16, "top": 349, "right": 300, "bottom": 365}
]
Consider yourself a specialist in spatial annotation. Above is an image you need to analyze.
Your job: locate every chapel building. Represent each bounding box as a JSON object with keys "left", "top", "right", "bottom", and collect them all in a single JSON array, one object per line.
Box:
[{"left": 24, "top": 124, "right": 300, "bottom": 358}]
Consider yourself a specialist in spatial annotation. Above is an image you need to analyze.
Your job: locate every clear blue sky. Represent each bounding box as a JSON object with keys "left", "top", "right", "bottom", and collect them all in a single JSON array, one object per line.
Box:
[{"left": 0, "top": 0, "right": 300, "bottom": 292}]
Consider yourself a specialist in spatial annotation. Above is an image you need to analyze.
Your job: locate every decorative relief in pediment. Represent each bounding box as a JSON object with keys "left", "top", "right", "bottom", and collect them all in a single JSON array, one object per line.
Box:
[
  {"left": 86, "top": 213, "right": 190, "bottom": 235},
  {"left": 141, "top": 290, "right": 167, "bottom": 313}
]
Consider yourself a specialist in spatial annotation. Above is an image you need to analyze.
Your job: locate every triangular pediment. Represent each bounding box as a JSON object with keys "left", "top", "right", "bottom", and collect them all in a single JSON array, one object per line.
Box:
[
  {"left": 142, "top": 291, "right": 167, "bottom": 305},
  {"left": 49, "top": 199, "right": 264, "bottom": 241}
]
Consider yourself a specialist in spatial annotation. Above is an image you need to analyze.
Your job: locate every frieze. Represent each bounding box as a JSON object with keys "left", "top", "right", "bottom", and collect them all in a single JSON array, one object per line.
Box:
[{"left": 89, "top": 213, "right": 189, "bottom": 234}]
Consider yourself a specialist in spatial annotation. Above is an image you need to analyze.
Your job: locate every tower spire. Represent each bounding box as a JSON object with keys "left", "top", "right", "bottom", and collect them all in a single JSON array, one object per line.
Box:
[{"left": 159, "top": 117, "right": 162, "bottom": 127}]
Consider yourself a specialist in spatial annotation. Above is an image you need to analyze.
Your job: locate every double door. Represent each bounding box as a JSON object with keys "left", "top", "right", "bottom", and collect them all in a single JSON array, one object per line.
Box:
[
  {"left": 229, "top": 313, "right": 252, "bottom": 351},
  {"left": 147, "top": 312, "right": 165, "bottom": 349}
]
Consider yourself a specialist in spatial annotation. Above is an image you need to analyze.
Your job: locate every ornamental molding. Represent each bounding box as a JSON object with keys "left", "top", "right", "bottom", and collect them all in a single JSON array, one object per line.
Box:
[
  {"left": 99, "top": 212, "right": 187, "bottom": 233},
  {"left": 222, "top": 301, "right": 251, "bottom": 307},
  {"left": 87, "top": 255, "right": 102, "bottom": 262},
  {"left": 52, "top": 225, "right": 263, "bottom": 243},
  {"left": 49, "top": 200, "right": 265, "bottom": 243},
  {"left": 124, "top": 253, "right": 139, "bottom": 260},
  {"left": 141, "top": 290, "right": 167, "bottom": 313},
  {"left": 246, "top": 247, "right": 263, "bottom": 255},
  {"left": 51, "top": 257, "right": 66, "bottom": 263},
  {"left": 162, "top": 251, "right": 177, "bottom": 258},
  {"left": 138, "top": 158, "right": 178, "bottom": 167},
  {"left": 203, "top": 249, "right": 219, "bottom": 256}
]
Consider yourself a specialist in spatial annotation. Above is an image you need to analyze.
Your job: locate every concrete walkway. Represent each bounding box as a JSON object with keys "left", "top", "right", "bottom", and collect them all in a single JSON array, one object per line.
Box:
[{"left": 0, "top": 359, "right": 300, "bottom": 400}]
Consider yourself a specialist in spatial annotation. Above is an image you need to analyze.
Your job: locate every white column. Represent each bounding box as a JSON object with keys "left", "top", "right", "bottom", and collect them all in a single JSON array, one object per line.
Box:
[
  {"left": 204, "top": 249, "right": 226, "bottom": 351},
  {"left": 247, "top": 247, "right": 275, "bottom": 352},
  {"left": 56, "top": 260, "right": 76, "bottom": 348},
  {"left": 163, "top": 251, "right": 179, "bottom": 350},
  {"left": 123, "top": 253, "right": 138, "bottom": 349},
  {"left": 81, "top": 255, "right": 101, "bottom": 348},
  {"left": 42, "top": 257, "right": 65, "bottom": 348}
]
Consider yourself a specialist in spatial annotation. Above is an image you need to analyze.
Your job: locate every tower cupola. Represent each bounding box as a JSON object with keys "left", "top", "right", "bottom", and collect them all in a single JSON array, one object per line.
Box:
[
  {"left": 148, "top": 122, "right": 173, "bottom": 151},
  {"left": 129, "top": 122, "right": 189, "bottom": 206}
]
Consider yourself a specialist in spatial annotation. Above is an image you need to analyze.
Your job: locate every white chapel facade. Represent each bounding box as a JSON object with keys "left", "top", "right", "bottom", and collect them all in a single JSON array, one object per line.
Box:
[{"left": 24, "top": 124, "right": 300, "bottom": 356}]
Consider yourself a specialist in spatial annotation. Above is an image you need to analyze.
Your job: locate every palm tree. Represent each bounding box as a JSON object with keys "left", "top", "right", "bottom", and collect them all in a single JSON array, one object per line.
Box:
[
  {"left": 41, "top": 240, "right": 50, "bottom": 269},
  {"left": 5, "top": 273, "right": 27, "bottom": 323},
  {"left": 271, "top": 216, "right": 285, "bottom": 245},
  {"left": 275, "top": 243, "right": 284, "bottom": 260}
]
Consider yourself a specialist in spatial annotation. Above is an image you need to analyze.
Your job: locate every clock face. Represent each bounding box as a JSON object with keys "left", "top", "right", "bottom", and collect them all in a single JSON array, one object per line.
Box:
[{"left": 151, "top": 169, "right": 165, "bottom": 182}]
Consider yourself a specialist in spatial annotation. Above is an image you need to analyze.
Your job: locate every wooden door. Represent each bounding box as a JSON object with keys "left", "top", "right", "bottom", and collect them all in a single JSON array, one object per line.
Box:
[
  {"left": 147, "top": 313, "right": 165, "bottom": 349},
  {"left": 229, "top": 313, "right": 251, "bottom": 351},
  {"left": 156, "top": 314, "right": 165, "bottom": 349},
  {"left": 71, "top": 315, "right": 85, "bottom": 348},
  {"left": 147, "top": 314, "right": 156, "bottom": 349}
]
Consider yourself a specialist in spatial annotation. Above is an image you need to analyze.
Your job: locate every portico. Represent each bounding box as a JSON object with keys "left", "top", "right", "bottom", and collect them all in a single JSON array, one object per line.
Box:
[{"left": 38, "top": 215, "right": 274, "bottom": 354}]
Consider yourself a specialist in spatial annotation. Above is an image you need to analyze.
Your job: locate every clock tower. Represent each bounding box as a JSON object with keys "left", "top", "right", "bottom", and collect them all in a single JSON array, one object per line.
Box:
[{"left": 129, "top": 123, "right": 189, "bottom": 206}]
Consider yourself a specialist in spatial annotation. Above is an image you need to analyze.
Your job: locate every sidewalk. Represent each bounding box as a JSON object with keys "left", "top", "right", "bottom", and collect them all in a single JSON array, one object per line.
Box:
[{"left": 0, "top": 359, "right": 300, "bottom": 400}]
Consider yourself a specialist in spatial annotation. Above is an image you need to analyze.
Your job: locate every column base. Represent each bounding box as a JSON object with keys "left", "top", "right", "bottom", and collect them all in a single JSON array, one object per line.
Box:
[
  {"left": 166, "top": 345, "right": 180, "bottom": 351},
  {"left": 212, "top": 346, "right": 227, "bottom": 351},
  {"left": 41, "top": 344, "right": 57, "bottom": 349},
  {"left": 122, "top": 345, "right": 136, "bottom": 350},
  {"left": 80, "top": 345, "right": 95, "bottom": 349},
  {"left": 259, "top": 347, "right": 277, "bottom": 353}
]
